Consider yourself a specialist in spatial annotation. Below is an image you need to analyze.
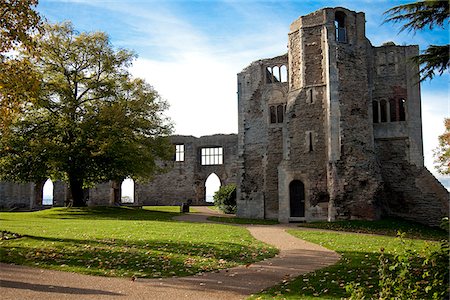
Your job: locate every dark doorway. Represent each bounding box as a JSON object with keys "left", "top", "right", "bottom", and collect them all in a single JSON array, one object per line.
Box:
[{"left": 289, "top": 180, "right": 305, "bottom": 217}]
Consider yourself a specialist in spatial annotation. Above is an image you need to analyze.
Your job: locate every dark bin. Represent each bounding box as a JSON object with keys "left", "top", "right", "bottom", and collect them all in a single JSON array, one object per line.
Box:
[{"left": 180, "top": 203, "right": 189, "bottom": 213}]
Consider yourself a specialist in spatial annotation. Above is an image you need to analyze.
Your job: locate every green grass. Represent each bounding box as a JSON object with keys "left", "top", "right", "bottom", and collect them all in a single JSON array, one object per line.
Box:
[
  {"left": 208, "top": 216, "right": 279, "bottom": 225},
  {"left": 250, "top": 230, "right": 440, "bottom": 300},
  {"left": 0, "top": 206, "right": 277, "bottom": 278},
  {"left": 297, "top": 218, "right": 448, "bottom": 241}
]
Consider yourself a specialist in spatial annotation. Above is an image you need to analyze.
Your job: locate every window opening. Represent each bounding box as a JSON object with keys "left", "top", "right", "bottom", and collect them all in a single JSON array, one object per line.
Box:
[
  {"left": 205, "top": 173, "right": 221, "bottom": 203},
  {"left": 270, "top": 106, "right": 277, "bottom": 123},
  {"left": 269, "top": 104, "right": 285, "bottom": 124},
  {"left": 121, "top": 178, "right": 134, "bottom": 203},
  {"left": 175, "top": 144, "right": 185, "bottom": 161},
  {"left": 373, "top": 101, "right": 379, "bottom": 123},
  {"left": 43, "top": 179, "right": 54, "bottom": 205},
  {"left": 399, "top": 98, "right": 406, "bottom": 121},
  {"left": 308, "top": 88, "right": 313, "bottom": 104},
  {"left": 380, "top": 100, "right": 388, "bottom": 122},
  {"left": 308, "top": 132, "right": 314, "bottom": 152},
  {"left": 276, "top": 105, "right": 284, "bottom": 123},
  {"left": 272, "top": 66, "right": 280, "bottom": 82},
  {"left": 280, "top": 65, "right": 288, "bottom": 83},
  {"left": 201, "top": 147, "right": 223, "bottom": 165},
  {"left": 266, "top": 67, "right": 273, "bottom": 83},
  {"left": 335, "top": 12, "right": 347, "bottom": 42}
]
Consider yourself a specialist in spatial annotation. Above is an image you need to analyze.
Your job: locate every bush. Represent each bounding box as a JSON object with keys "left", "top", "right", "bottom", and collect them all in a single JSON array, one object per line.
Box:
[
  {"left": 347, "top": 218, "right": 450, "bottom": 300},
  {"left": 213, "top": 184, "right": 236, "bottom": 214}
]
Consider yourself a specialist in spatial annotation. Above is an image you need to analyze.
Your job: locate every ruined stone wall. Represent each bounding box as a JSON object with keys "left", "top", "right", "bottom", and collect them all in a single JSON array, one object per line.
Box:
[
  {"left": 237, "top": 55, "right": 288, "bottom": 219},
  {"left": 278, "top": 15, "right": 329, "bottom": 222},
  {"left": 137, "top": 134, "right": 238, "bottom": 206},
  {"left": 375, "top": 139, "right": 449, "bottom": 226},
  {"left": 370, "top": 43, "right": 448, "bottom": 226},
  {"left": 0, "top": 182, "right": 34, "bottom": 210},
  {"left": 324, "top": 8, "right": 383, "bottom": 220}
]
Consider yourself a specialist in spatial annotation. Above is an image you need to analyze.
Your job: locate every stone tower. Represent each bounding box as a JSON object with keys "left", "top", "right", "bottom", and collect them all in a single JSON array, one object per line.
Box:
[{"left": 237, "top": 7, "right": 448, "bottom": 226}]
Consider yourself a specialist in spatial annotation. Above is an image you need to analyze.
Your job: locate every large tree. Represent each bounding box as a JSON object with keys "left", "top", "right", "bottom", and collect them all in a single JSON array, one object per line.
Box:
[
  {"left": 384, "top": 0, "right": 449, "bottom": 81},
  {"left": 0, "top": 0, "right": 42, "bottom": 131},
  {"left": 0, "top": 22, "right": 174, "bottom": 206}
]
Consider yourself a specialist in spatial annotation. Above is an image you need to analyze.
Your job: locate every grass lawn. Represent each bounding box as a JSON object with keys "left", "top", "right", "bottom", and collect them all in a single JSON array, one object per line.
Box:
[
  {"left": 208, "top": 216, "right": 279, "bottom": 225},
  {"left": 0, "top": 206, "right": 277, "bottom": 278},
  {"left": 250, "top": 229, "right": 442, "bottom": 299},
  {"left": 297, "top": 218, "right": 448, "bottom": 241}
]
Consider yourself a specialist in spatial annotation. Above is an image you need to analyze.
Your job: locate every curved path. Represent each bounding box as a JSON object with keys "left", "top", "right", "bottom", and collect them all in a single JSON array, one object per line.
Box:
[{"left": 0, "top": 207, "right": 340, "bottom": 299}]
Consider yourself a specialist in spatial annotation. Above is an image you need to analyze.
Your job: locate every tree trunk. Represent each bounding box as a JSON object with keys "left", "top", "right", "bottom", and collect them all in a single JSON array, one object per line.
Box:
[{"left": 69, "top": 176, "right": 86, "bottom": 207}]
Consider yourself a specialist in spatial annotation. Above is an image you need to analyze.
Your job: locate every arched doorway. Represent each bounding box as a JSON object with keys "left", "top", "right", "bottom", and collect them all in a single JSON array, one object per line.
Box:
[
  {"left": 43, "top": 179, "right": 54, "bottom": 206},
  {"left": 289, "top": 180, "right": 305, "bottom": 217},
  {"left": 205, "top": 173, "right": 221, "bottom": 203},
  {"left": 121, "top": 178, "right": 134, "bottom": 203}
]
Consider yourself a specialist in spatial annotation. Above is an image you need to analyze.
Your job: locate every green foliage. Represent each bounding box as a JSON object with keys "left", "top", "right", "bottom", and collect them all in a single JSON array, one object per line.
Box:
[
  {"left": 250, "top": 229, "right": 440, "bottom": 299},
  {"left": 384, "top": 0, "right": 449, "bottom": 81},
  {"left": 347, "top": 232, "right": 449, "bottom": 300},
  {"left": 213, "top": 184, "right": 237, "bottom": 214},
  {"left": 0, "top": 0, "right": 42, "bottom": 130},
  {"left": 0, "top": 22, "right": 173, "bottom": 206},
  {"left": 298, "top": 217, "right": 448, "bottom": 241},
  {"left": 434, "top": 118, "right": 450, "bottom": 175},
  {"left": 0, "top": 206, "right": 277, "bottom": 278}
]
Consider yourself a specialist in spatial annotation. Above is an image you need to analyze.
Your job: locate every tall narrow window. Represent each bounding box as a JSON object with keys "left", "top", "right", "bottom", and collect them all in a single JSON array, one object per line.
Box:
[
  {"left": 399, "top": 98, "right": 406, "bottom": 121},
  {"left": 270, "top": 106, "right": 277, "bottom": 123},
  {"left": 389, "top": 98, "right": 398, "bottom": 121},
  {"left": 266, "top": 67, "right": 273, "bottom": 83},
  {"left": 280, "top": 65, "right": 288, "bottom": 82},
  {"left": 380, "top": 100, "right": 388, "bottom": 122},
  {"left": 175, "top": 144, "right": 185, "bottom": 161},
  {"left": 201, "top": 147, "right": 223, "bottom": 165},
  {"left": 272, "top": 66, "right": 280, "bottom": 82},
  {"left": 373, "top": 101, "right": 379, "bottom": 123},
  {"left": 269, "top": 104, "right": 285, "bottom": 124},
  {"left": 276, "top": 105, "right": 284, "bottom": 123},
  {"left": 335, "top": 12, "right": 347, "bottom": 43},
  {"left": 308, "top": 132, "right": 314, "bottom": 152}
]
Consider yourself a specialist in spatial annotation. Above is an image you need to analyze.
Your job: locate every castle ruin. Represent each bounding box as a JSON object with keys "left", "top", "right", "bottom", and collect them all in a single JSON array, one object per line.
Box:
[{"left": 1, "top": 7, "right": 448, "bottom": 226}]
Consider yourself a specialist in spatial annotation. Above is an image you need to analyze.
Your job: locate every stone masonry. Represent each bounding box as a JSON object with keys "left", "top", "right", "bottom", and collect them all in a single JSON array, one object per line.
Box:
[
  {"left": 0, "top": 7, "right": 448, "bottom": 227},
  {"left": 236, "top": 7, "right": 449, "bottom": 226}
]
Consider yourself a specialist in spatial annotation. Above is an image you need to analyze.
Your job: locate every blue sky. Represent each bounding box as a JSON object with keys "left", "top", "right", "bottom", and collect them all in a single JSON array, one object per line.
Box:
[{"left": 37, "top": 0, "right": 449, "bottom": 188}]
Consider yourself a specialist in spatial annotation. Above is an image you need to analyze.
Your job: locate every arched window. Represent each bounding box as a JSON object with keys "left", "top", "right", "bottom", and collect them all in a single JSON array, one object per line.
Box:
[
  {"left": 270, "top": 105, "right": 277, "bottom": 123},
  {"left": 269, "top": 104, "right": 285, "bottom": 124},
  {"left": 380, "top": 100, "right": 388, "bottom": 122},
  {"left": 276, "top": 104, "right": 284, "bottom": 123},
  {"left": 121, "top": 178, "right": 134, "bottom": 203},
  {"left": 372, "top": 101, "right": 379, "bottom": 123},
  {"left": 272, "top": 66, "right": 280, "bottom": 82},
  {"left": 205, "top": 173, "right": 221, "bottom": 203},
  {"left": 335, "top": 11, "right": 347, "bottom": 43},
  {"left": 43, "top": 179, "right": 54, "bottom": 205},
  {"left": 389, "top": 98, "right": 407, "bottom": 122},
  {"left": 280, "top": 65, "right": 288, "bottom": 82},
  {"left": 289, "top": 180, "right": 305, "bottom": 217}
]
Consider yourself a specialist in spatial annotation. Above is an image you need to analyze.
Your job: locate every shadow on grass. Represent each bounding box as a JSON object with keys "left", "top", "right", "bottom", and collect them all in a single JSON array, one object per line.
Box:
[
  {"left": 298, "top": 217, "right": 448, "bottom": 241},
  {"left": 36, "top": 206, "right": 180, "bottom": 221},
  {"left": 0, "top": 234, "right": 277, "bottom": 278},
  {"left": 255, "top": 250, "right": 389, "bottom": 299},
  {"left": 1, "top": 280, "right": 123, "bottom": 296}
]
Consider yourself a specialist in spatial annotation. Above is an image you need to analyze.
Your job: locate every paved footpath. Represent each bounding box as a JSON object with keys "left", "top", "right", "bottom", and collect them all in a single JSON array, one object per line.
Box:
[{"left": 0, "top": 207, "right": 340, "bottom": 299}]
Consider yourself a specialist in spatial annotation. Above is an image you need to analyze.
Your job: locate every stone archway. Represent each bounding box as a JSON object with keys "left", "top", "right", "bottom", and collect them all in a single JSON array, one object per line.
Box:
[{"left": 205, "top": 173, "right": 221, "bottom": 203}]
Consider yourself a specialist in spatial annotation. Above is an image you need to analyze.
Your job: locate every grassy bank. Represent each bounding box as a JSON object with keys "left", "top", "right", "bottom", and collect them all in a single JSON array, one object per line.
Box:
[
  {"left": 0, "top": 206, "right": 277, "bottom": 278},
  {"left": 250, "top": 229, "right": 441, "bottom": 299}
]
